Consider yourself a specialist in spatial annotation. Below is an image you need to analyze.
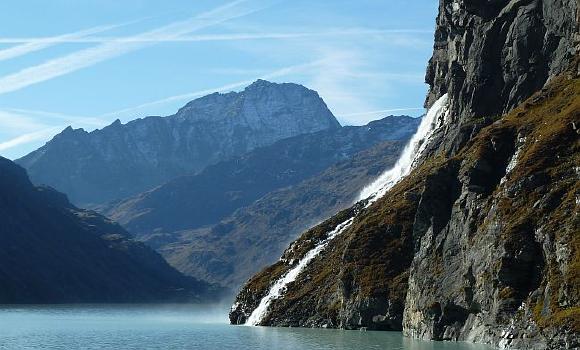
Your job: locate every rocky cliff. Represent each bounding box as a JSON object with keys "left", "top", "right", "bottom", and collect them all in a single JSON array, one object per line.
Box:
[
  {"left": 230, "top": 1, "right": 579, "bottom": 349},
  {"left": 425, "top": 0, "right": 579, "bottom": 155},
  {"left": 0, "top": 157, "right": 219, "bottom": 303},
  {"left": 16, "top": 80, "right": 340, "bottom": 206}
]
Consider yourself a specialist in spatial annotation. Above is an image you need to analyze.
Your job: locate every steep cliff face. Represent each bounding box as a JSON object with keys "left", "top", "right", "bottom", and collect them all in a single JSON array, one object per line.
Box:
[
  {"left": 231, "top": 1, "right": 579, "bottom": 348},
  {"left": 425, "top": 0, "right": 578, "bottom": 154},
  {"left": 402, "top": 74, "right": 579, "bottom": 348},
  {"left": 0, "top": 157, "right": 219, "bottom": 303},
  {"left": 16, "top": 80, "right": 340, "bottom": 206}
]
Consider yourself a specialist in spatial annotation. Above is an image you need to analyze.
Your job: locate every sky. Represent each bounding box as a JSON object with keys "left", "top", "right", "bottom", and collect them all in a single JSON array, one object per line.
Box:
[{"left": 0, "top": 0, "right": 438, "bottom": 160}]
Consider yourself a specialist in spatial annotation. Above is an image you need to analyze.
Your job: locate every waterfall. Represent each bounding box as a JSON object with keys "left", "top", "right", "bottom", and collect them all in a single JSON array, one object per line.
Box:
[
  {"left": 245, "top": 218, "right": 354, "bottom": 326},
  {"left": 358, "top": 94, "right": 449, "bottom": 203},
  {"left": 241, "top": 94, "right": 450, "bottom": 326}
]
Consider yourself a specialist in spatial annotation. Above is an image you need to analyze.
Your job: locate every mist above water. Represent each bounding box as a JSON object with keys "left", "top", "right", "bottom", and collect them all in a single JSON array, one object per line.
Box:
[{"left": 0, "top": 304, "right": 492, "bottom": 350}]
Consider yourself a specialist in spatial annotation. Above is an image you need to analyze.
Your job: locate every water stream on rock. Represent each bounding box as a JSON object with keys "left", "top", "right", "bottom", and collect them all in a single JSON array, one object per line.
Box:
[
  {"left": 243, "top": 94, "right": 450, "bottom": 326},
  {"left": 245, "top": 218, "right": 354, "bottom": 325},
  {"left": 358, "top": 93, "right": 449, "bottom": 203}
]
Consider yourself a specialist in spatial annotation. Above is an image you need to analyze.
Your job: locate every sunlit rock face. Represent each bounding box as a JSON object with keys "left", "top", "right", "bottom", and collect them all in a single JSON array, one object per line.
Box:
[
  {"left": 424, "top": 0, "right": 579, "bottom": 155},
  {"left": 17, "top": 80, "right": 340, "bottom": 206}
]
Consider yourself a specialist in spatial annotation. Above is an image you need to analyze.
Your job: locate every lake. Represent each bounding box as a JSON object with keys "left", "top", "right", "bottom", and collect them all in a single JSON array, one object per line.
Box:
[{"left": 0, "top": 305, "right": 493, "bottom": 349}]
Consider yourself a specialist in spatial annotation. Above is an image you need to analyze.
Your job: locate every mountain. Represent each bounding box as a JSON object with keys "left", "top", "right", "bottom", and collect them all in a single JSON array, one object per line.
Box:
[
  {"left": 158, "top": 140, "right": 406, "bottom": 288},
  {"left": 102, "top": 116, "right": 419, "bottom": 240},
  {"left": 0, "top": 157, "right": 220, "bottom": 303},
  {"left": 16, "top": 80, "right": 340, "bottom": 207},
  {"left": 231, "top": 1, "right": 579, "bottom": 349}
]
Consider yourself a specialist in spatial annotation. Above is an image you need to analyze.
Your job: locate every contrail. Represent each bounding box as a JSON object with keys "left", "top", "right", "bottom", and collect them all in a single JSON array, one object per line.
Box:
[
  {"left": 0, "top": 20, "right": 143, "bottom": 62},
  {"left": 0, "top": 110, "right": 49, "bottom": 132},
  {"left": 0, "top": 29, "right": 433, "bottom": 44},
  {"left": 0, "top": 0, "right": 267, "bottom": 96},
  {"left": 4, "top": 108, "right": 108, "bottom": 127},
  {"left": 0, "top": 127, "right": 63, "bottom": 152}
]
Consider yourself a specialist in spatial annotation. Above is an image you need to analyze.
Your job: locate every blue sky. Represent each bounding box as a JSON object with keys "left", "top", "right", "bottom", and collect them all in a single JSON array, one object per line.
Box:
[{"left": 0, "top": 0, "right": 438, "bottom": 159}]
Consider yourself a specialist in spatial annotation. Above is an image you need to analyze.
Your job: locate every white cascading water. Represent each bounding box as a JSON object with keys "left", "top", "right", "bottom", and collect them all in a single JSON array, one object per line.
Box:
[
  {"left": 242, "top": 94, "right": 450, "bottom": 326},
  {"left": 245, "top": 218, "right": 354, "bottom": 326},
  {"left": 358, "top": 93, "right": 449, "bottom": 203}
]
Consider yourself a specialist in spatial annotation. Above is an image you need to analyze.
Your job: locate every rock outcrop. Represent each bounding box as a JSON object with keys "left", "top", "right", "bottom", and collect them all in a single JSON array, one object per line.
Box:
[
  {"left": 425, "top": 0, "right": 579, "bottom": 155},
  {"left": 16, "top": 80, "right": 340, "bottom": 206},
  {"left": 230, "top": 1, "right": 579, "bottom": 349},
  {"left": 0, "top": 157, "right": 220, "bottom": 303},
  {"left": 402, "top": 73, "right": 579, "bottom": 348}
]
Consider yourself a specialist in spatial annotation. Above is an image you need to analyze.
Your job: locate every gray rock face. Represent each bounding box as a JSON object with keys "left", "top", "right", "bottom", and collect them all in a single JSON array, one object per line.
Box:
[
  {"left": 16, "top": 80, "right": 340, "bottom": 206},
  {"left": 402, "top": 102, "right": 579, "bottom": 349},
  {"left": 425, "top": 0, "right": 579, "bottom": 154},
  {"left": 404, "top": 1, "right": 580, "bottom": 345}
]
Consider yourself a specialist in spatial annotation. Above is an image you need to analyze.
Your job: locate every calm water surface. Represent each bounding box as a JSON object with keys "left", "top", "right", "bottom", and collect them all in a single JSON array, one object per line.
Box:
[{"left": 0, "top": 305, "right": 493, "bottom": 350}]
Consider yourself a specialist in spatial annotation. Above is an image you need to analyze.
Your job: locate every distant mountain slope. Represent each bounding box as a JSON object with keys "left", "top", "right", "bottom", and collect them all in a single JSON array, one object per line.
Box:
[
  {"left": 155, "top": 140, "right": 406, "bottom": 288},
  {"left": 16, "top": 80, "right": 340, "bottom": 206},
  {"left": 0, "top": 157, "right": 219, "bottom": 303},
  {"left": 103, "top": 116, "right": 420, "bottom": 239}
]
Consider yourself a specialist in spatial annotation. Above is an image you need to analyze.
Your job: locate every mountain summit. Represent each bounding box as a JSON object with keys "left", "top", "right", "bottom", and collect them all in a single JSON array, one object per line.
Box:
[{"left": 16, "top": 81, "right": 340, "bottom": 206}]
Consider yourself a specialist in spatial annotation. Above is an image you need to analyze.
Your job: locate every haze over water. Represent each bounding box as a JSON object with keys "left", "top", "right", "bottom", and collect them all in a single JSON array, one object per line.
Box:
[{"left": 0, "top": 305, "right": 493, "bottom": 350}]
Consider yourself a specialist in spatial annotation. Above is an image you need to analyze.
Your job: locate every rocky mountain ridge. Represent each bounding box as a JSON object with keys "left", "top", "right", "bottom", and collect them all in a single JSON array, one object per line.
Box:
[
  {"left": 16, "top": 80, "right": 340, "bottom": 206},
  {"left": 102, "top": 116, "right": 419, "bottom": 241}
]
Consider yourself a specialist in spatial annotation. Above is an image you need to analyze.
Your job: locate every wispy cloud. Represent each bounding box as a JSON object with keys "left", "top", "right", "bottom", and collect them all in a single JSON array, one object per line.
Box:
[
  {"left": 0, "top": 108, "right": 107, "bottom": 157},
  {"left": 0, "top": 0, "right": 266, "bottom": 96},
  {"left": 4, "top": 108, "right": 108, "bottom": 128},
  {"left": 305, "top": 48, "right": 378, "bottom": 124},
  {"left": 0, "top": 20, "right": 141, "bottom": 62},
  {"left": 0, "top": 127, "right": 63, "bottom": 152},
  {"left": 0, "top": 28, "right": 432, "bottom": 44},
  {"left": 0, "top": 110, "right": 50, "bottom": 132}
]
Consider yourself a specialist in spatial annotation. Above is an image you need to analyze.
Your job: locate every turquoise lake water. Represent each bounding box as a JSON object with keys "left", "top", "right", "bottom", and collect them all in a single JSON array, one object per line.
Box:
[{"left": 0, "top": 305, "right": 493, "bottom": 349}]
